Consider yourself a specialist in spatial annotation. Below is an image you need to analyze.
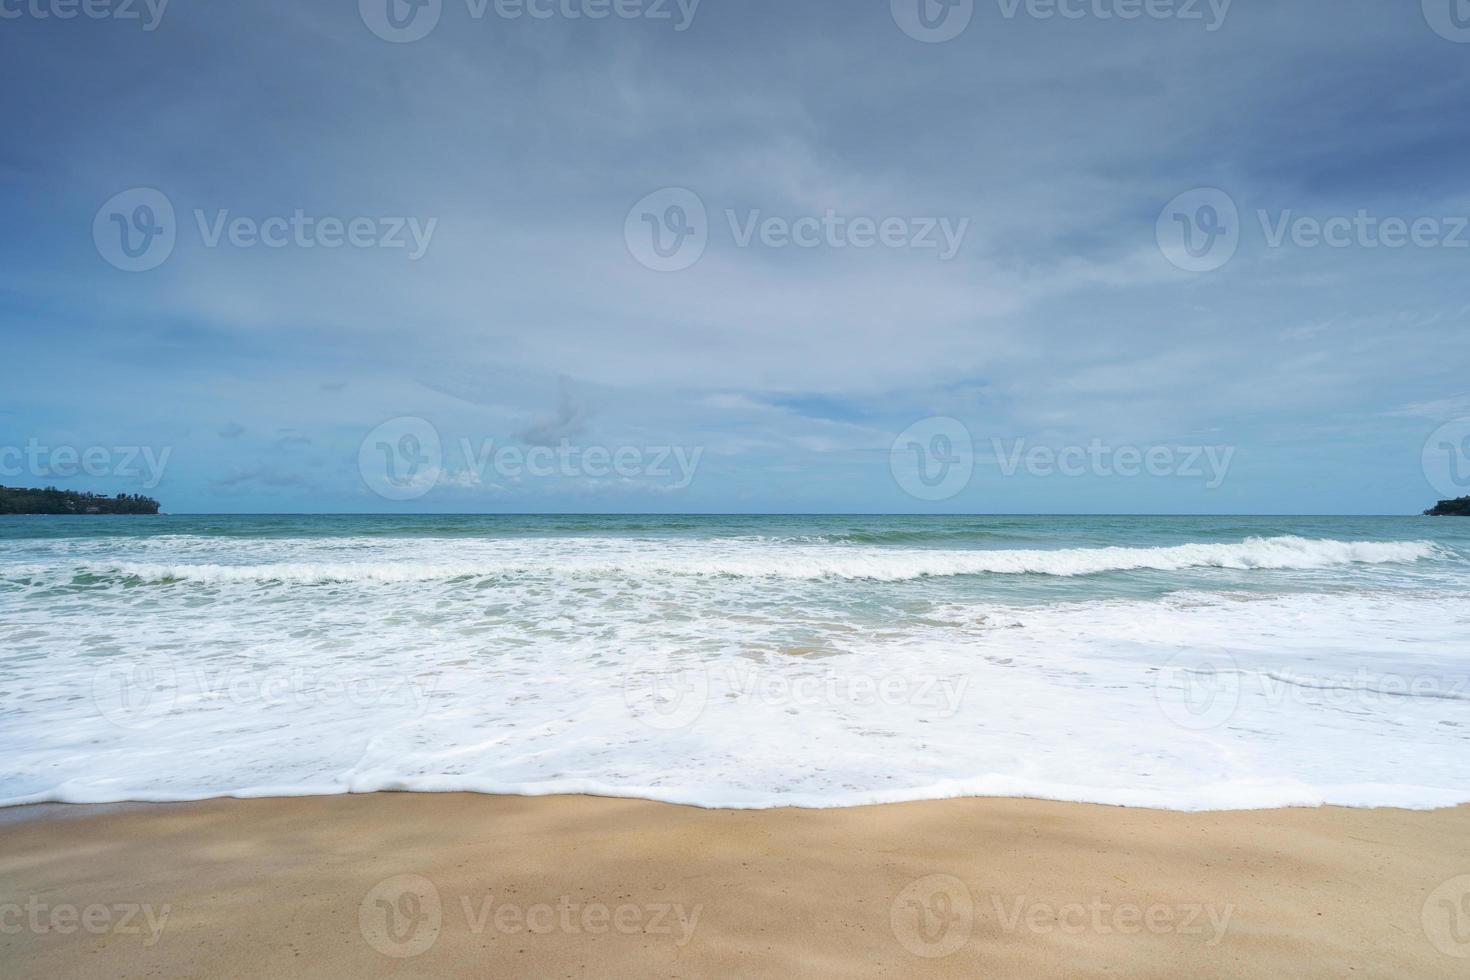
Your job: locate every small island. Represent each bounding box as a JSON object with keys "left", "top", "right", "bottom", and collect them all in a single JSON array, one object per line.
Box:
[
  {"left": 0, "top": 486, "right": 160, "bottom": 515},
  {"left": 1424, "top": 497, "right": 1470, "bottom": 517}
]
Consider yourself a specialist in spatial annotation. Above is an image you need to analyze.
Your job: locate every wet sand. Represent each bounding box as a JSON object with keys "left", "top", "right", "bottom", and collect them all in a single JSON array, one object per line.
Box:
[{"left": 2, "top": 794, "right": 1468, "bottom": 978}]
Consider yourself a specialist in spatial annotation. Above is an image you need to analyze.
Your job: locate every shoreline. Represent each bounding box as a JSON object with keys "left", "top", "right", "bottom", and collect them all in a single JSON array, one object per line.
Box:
[
  {"left": 3, "top": 793, "right": 1468, "bottom": 977},
  {"left": 5, "top": 784, "right": 1470, "bottom": 815}
]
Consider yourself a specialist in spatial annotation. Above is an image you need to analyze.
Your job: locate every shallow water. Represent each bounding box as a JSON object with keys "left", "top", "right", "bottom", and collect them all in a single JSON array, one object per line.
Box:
[{"left": 2, "top": 514, "right": 1467, "bottom": 810}]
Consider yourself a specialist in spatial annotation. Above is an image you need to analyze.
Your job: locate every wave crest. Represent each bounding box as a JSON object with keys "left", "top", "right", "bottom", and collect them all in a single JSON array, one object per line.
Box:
[{"left": 29, "top": 535, "right": 1443, "bottom": 585}]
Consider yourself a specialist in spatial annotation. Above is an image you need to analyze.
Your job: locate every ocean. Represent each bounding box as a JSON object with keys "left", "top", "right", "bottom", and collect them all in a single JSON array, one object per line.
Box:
[{"left": 1, "top": 514, "right": 1467, "bottom": 811}]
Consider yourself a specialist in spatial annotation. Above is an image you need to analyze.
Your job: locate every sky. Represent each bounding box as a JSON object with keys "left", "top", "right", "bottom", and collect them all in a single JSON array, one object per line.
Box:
[{"left": 2, "top": 0, "right": 1469, "bottom": 514}]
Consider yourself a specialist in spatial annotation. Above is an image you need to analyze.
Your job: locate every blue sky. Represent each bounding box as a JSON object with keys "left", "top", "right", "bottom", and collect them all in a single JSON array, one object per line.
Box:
[{"left": 2, "top": 0, "right": 1469, "bottom": 514}]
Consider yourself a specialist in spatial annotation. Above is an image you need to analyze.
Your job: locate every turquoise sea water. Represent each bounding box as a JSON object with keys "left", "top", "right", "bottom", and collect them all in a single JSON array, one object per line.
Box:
[{"left": 1, "top": 515, "right": 1467, "bottom": 809}]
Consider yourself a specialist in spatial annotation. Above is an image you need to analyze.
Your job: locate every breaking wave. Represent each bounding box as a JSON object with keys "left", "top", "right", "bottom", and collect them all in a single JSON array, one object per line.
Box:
[{"left": 33, "top": 536, "right": 1442, "bottom": 586}]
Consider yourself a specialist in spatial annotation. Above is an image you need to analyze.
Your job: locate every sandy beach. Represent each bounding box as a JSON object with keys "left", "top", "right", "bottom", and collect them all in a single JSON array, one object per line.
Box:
[{"left": 2, "top": 794, "right": 1468, "bottom": 978}]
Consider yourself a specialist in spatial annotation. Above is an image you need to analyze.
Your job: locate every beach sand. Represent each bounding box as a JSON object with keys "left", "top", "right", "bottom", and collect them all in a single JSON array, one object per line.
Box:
[{"left": 2, "top": 794, "right": 1468, "bottom": 978}]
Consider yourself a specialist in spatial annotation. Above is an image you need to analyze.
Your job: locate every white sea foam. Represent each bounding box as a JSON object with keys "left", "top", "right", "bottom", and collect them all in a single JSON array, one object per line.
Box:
[
  {"left": 11, "top": 535, "right": 1443, "bottom": 585},
  {"left": 1, "top": 530, "right": 1467, "bottom": 811}
]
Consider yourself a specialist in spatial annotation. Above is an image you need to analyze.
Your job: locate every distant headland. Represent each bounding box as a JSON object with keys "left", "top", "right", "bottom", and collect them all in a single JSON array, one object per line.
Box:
[
  {"left": 1425, "top": 497, "right": 1470, "bottom": 517},
  {"left": 0, "top": 486, "right": 160, "bottom": 515}
]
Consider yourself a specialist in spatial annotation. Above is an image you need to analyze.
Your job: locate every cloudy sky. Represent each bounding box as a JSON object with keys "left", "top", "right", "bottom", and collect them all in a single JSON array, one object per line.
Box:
[{"left": 2, "top": 0, "right": 1468, "bottom": 513}]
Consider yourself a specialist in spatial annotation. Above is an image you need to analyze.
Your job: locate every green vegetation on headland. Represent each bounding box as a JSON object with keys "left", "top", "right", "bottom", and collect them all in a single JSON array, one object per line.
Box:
[
  {"left": 0, "top": 486, "right": 160, "bottom": 515},
  {"left": 1425, "top": 497, "right": 1470, "bottom": 517}
]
